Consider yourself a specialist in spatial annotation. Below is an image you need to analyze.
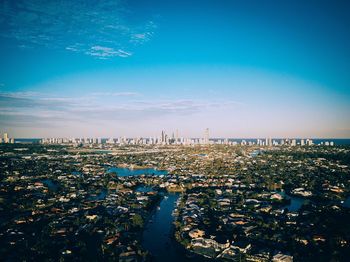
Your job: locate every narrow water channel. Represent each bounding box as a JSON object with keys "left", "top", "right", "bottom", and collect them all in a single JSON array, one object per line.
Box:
[
  {"left": 142, "top": 193, "right": 188, "bottom": 262},
  {"left": 142, "top": 193, "right": 209, "bottom": 261}
]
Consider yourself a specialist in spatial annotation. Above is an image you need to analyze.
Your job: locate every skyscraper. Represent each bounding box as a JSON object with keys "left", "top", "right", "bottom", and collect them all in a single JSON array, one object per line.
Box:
[
  {"left": 3, "top": 133, "right": 9, "bottom": 143},
  {"left": 204, "top": 128, "right": 209, "bottom": 145},
  {"left": 161, "top": 130, "right": 165, "bottom": 143}
]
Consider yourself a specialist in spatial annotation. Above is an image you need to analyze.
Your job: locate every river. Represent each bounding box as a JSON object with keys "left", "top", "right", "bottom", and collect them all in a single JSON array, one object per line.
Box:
[
  {"left": 142, "top": 193, "right": 183, "bottom": 261},
  {"left": 141, "top": 193, "right": 208, "bottom": 261},
  {"left": 107, "top": 167, "right": 168, "bottom": 177}
]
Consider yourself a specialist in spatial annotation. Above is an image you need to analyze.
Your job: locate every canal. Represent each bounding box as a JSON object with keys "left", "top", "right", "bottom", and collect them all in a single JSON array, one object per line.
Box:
[
  {"left": 107, "top": 167, "right": 168, "bottom": 177},
  {"left": 141, "top": 193, "right": 185, "bottom": 261},
  {"left": 141, "top": 193, "right": 208, "bottom": 261}
]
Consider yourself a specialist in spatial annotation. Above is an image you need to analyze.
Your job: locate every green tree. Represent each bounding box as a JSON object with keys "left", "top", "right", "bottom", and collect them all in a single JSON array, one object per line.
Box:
[{"left": 132, "top": 214, "right": 144, "bottom": 228}]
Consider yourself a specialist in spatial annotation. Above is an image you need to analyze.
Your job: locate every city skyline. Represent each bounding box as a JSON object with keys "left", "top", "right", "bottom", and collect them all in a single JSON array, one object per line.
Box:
[
  {"left": 1, "top": 0, "right": 350, "bottom": 138},
  {"left": 0, "top": 129, "right": 342, "bottom": 148},
  {"left": 0, "top": 128, "right": 338, "bottom": 148}
]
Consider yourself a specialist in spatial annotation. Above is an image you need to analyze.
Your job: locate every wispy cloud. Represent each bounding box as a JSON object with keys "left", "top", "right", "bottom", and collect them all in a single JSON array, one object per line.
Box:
[
  {"left": 0, "top": 92, "right": 241, "bottom": 127},
  {"left": 0, "top": 91, "right": 40, "bottom": 98},
  {"left": 0, "top": 0, "right": 157, "bottom": 59},
  {"left": 86, "top": 46, "right": 132, "bottom": 59},
  {"left": 90, "top": 92, "right": 140, "bottom": 97}
]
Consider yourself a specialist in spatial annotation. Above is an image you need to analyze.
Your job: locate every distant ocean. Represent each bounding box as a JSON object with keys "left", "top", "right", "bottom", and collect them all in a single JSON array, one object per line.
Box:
[{"left": 13, "top": 138, "right": 350, "bottom": 145}]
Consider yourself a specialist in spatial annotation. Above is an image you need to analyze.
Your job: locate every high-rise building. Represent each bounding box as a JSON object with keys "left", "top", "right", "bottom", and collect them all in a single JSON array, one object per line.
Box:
[
  {"left": 107, "top": 138, "right": 114, "bottom": 144},
  {"left": 306, "top": 139, "right": 313, "bottom": 146},
  {"left": 204, "top": 128, "right": 209, "bottom": 144},
  {"left": 3, "top": 133, "right": 9, "bottom": 143},
  {"left": 161, "top": 130, "right": 166, "bottom": 143}
]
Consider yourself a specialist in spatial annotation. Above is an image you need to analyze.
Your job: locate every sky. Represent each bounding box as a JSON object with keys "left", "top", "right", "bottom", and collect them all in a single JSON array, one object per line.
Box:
[{"left": 0, "top": 0, "right": 350, "bottom": 138}]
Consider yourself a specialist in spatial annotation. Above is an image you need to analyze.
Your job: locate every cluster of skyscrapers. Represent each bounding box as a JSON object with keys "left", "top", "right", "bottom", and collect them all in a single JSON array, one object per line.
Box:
[
  {"left": 40, "top": 129, "right": 212, "bottom": 146},
  {"left": 39, "top": 129, "right": 334, "bottom": 147},
  {"left": 41, "top": 137, "right": 102, "bottom": 144},
  {"left": 254, "top": 138, "right": 324, "bottom": 146},
  {"left": 0, "top": 132, "right": 14, "bottom": 144},
  {"left": 239, "top": 138, "right": 335, "bottom": 146}
]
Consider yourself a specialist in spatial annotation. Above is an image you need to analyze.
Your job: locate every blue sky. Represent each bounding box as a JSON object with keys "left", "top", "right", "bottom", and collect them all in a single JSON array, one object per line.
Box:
[{"left": 0, "top": 0, "right": 349, "bottom": 138}]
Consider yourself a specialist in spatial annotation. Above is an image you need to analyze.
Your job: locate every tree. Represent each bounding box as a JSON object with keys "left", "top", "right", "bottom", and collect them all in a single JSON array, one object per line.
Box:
[{"left": 131, "top": 214, "right": 144, "bottom": 228}]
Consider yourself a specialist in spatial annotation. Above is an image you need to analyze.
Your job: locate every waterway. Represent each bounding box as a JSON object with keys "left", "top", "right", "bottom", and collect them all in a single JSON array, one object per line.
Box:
[
  {"left": 107, "top": 167, "right": 168, "bottom": 177},
  {"left": 343, "top": 196, "right": 350, "bottom": 208},
  {"left": 141, "top": 193, "right": 208, "bottom": 262},
  {"left": 142, "top": 193, "right": 186, "bottom": 261},
  {"left": 279, "top": 191, "right": 306, "bottom": 211},
  {"left": 250, "top": 149, "right": 263, "bottom": 157},
  {"left": 41, "top": 179, "right": 58, "bottom": 192},
  {"left": 283, "top": 196, "right": 306, "bottom": 211},
  {"left": 135, "top": 185, "right": 154, "bottom": 193},
  {"left": 88, "top": 189, "right": 107, "bottom": 201}
]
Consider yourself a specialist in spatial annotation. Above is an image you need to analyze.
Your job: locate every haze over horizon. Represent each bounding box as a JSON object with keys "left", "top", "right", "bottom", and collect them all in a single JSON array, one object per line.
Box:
[{"left": 1, "top": 0, "right": 350, "bottom": 138}]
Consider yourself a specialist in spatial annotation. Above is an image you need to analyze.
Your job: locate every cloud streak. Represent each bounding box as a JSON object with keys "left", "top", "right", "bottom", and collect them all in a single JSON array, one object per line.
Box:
[
  {"left": 90, "top": 92, "right": 140, "bottom": 97},
  {"left": 86, "top": 46, "right": 132, "bottom": 59},
  {"left": 0, "top": 0, "right": 157, "bottom": 59},
  {"left": 0, "top": 92, "right": 241, "bottom": 127}
]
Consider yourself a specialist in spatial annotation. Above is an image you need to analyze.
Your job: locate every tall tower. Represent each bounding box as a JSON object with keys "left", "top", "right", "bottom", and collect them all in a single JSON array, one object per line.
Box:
[
  {"left": 161, "top": 130, "right": 165, "bottom": 143},
  {"left": 3, "top": 133, "right": 9, "bottom": 143},
  {"left": 204, "top": 128, "right": 209, "bottom": 145}
]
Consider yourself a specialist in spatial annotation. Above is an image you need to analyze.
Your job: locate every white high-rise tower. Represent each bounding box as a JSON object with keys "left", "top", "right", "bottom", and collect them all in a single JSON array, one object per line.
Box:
[
  {"left": 204, "top": 128, "right": 209, "bottom": 145},
  {"left": 4, "top": 133, "right": 9, "bottom": 143}
]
